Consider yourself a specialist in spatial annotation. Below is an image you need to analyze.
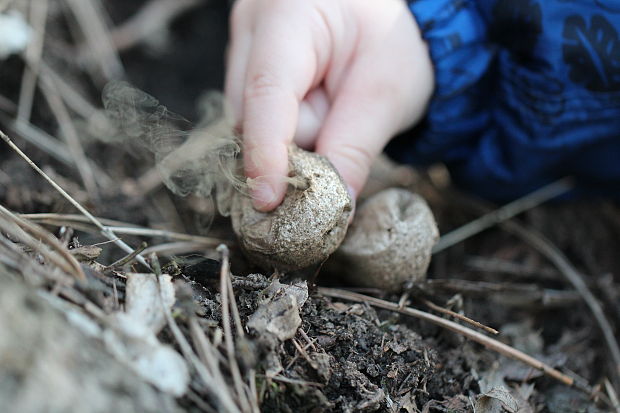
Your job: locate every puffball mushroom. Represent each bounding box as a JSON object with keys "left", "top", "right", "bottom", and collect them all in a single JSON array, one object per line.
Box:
[
  {"left": 230, "top": 146, "right": 353, "bottom": 272},
  {"left": 337, "top": 188, "right": 438, "bottom": 291}
]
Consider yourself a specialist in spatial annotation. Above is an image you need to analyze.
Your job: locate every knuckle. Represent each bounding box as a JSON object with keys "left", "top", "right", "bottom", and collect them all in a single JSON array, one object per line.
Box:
[
  {"left": 335, "top": 142, "right": 373, "bottom": 177},
  {"left": 244, "top": 73, "right": 286, "bottom": 102}
]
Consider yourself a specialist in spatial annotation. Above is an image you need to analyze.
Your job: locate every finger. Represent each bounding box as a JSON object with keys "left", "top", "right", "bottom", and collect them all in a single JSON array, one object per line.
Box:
[
  {"left": 224, "top": 1, "right": 254, "bottom": 124},
  {"left": 242, "top": 15, "right": 317, "bottom": 210},
  {"left": 294, "top": 87, "right": 330, "bottom": 150},
  {"left": 315, "top": 60, "right": 405, "bottom": 199}
]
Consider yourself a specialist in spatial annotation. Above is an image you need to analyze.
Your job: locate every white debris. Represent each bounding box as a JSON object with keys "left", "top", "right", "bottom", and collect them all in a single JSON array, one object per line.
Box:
[
  {"left": 105, "top": 273, "right": 190, "bottom": 397},
  {"left": 247, "top": 279, "right": 308, "bottom": 341},
  {"left": 124, "top": 272, "right": 176, "bottom": 333},
  {"left": 0, "top": 11, "right": 31, "bottom": 59}
]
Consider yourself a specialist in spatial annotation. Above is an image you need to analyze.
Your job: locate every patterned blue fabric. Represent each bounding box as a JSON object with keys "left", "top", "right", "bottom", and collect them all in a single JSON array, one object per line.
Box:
[{"left": 386, "top": 0, "right": 620, "bottom": 200}]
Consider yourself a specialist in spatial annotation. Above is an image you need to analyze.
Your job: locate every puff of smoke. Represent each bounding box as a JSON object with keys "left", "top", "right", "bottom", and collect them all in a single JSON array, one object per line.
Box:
[
  {"left": 101, "top": 81, "right": 311, "bottom": 226},
  {"left": 102, "top": 81, "right": 245, "bottom": 217}
]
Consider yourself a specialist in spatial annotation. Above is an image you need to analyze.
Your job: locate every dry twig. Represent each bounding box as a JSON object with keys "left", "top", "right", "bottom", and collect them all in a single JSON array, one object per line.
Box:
[
  {"left": 503, "top": 222, "right": 620, "bottom": 378},
  {"left": 39, "top": 62, "right": 101, "bottom": 120},
  {"left": 63, "top": 0, "right": 123, "bottom": 82},
  {"left": 107, "top": 241, "right": 147, "bottom": 269},
  {"left": 466, "top": 255, "right": 559, "bottom": 280},
  {"left": 0, "top": 204, "right": 85, "bottom": 280},
  {"left": 435, "top": 185, "right": 620, "bottom": 392},
  {"left": 142, "top": 241, "right": 219, "bottom": 257},
  {"left": 218, "top": 245, "right": 255, "bottom": 413},
  {"left": 420, "top": 278, "right": 581, "bottom": 307},
  {"left": 0, "top": 112, "right": 74, "bottom": 166},
  {"left": 17, "top": 0, "right": 48, "bottom": 122},
  {"left": 444, "top": 186, "right": 620, "bottom": 386},
  {"left": 420, "top": 297, "right": 498, "bottom": 335},
  {"left": 21, "top": 212, "right": 231, "bottom": 246},
  {"left": 433, "top": 177, "right": 573, "bottom": 253},
  {"left": 605, "top": 378, "right": 620, "bottom": 413},
  {"left": 38, "top": 72, "right": 100, "bottom": 199},
  {"left": 108, "top": 0, "right": 200, "bottom": 52},
  {"left": 319, "top": 287, "right": 581, "bottom": 390},
  {"left": 0, "top": 129, "right": 150, "bottom": 269}
]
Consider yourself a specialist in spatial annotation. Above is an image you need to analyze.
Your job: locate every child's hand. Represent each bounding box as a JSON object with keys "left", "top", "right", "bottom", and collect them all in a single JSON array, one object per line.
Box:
[{"left": 225, "top": 0, "right": 434, "bottom": 211}]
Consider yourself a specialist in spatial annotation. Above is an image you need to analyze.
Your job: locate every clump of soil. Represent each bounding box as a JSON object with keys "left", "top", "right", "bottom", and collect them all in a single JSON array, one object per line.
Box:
[{"left": 187, "top": 271, "right": 474, "bottom": 412}]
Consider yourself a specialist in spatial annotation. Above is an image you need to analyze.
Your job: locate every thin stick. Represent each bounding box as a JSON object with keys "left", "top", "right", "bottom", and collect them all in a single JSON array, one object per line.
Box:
[
  {"left": 433, "top": 178, "right": 573, "bottom": 253},
  {"left": 40, "top": 62, "right": 99, "bottom": 120},
  {"left": 185, "top": 389, "right": 218, "bottom": 413},
  {"left": 142, "top": 241, "right": 218, "bottom": 257},
  {"left": 20, "top": 213, "right": 230, "bottom": 246},
  {"left": 226, "top": 271, "right": 260, "bottom": 412},
  {"left": 107, "top": 242, "right": 147, "bottom": 269},
  {"left": 161, "top": 286, "right": 241, "bottom": 413},
  {"left": 39, "top": 71, "right": 100, "bottom": 199},
  {"left": 0, "top": 113, "right": 74, "bottom": 166},
  {"left": 0, "top": 113, "right": 113, "bottom": 188},
  {"left": 227, "top": 270, "right": 245, "bottom": 338},
  {"left": 180, "top": 270, "right": 243, "bottom": 412},
  {"left": 109, "top": 0, "right": 200, "bottom": 52},
  {"left": 442, "top": 185, "right": 620, "bottom": 387},
  {"left": 106, "top": 227, "right": 229, "bottom": 246},
  {"left": 0, "top": 204, "right": 85, "bottom": 280},
  {"left": 17, "top": 0, "right": 48, "bottom": 122},
  {"left": 299, "top": 329, "right": 317, "bottom": 352},
  {"left": 218, "top": 245, "right": 252, "bottom": 412},
  {"left": 503, "top": 221, "right": 620, "bottom": 378},
  {"left": 0, "top": 129, "right": 150, "bottom": 269},
  {"left": 20, "top": 213, "right": 135, "bottom": 227},
  {"left": 291, "top": 339, "right": 318, "bottom": 371},
  {"left": 420, "top": 298, "right": 498, "bottom": 335},
  {"left": 64, "top": 0, "right": 124, "bottom": 81},
  {"left": 129, "top": 167, "right": 164, "bottom": 197},
  {"left": 319, "top": 287, "right": 580, "bottom": 390},
  {"left": 265, "top": 375, "right": 324, "bottom": 388},
  {"left": 605, "top": 378, "right": 620, "bottom": 413},
  {"left": 466, "top": 255, "right": 559, "bottom": 280}
]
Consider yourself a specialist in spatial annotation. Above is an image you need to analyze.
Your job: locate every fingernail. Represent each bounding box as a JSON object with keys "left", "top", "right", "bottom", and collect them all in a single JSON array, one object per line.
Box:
[
  {"left": 251, "top": 181, "right": 277, "bottom": 211},
  {"left": 346, "top": 185, "right": 357, "bottom": 201},
  {"left": 346, "top": 185, "right": 357, "bottom": 224}
]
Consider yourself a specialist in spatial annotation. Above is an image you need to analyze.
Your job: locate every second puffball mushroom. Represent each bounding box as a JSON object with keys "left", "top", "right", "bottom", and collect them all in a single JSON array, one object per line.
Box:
[
  {"left": 230, "top": 146, "right": 353, "bottom": 272},
  {"left": 336, "top": 188, "right": 439, "bottom": 291}
]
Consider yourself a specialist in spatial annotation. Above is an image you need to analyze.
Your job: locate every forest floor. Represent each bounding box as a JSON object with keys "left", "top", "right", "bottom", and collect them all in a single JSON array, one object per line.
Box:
[{"left": 0, "top": 1, "right": 619, "bottom": 412}]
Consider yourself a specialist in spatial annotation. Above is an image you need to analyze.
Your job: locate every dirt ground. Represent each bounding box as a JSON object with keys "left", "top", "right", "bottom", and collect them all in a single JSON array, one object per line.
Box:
[{"left": 0, "top": 1, "right": 619, "bottom": 412}]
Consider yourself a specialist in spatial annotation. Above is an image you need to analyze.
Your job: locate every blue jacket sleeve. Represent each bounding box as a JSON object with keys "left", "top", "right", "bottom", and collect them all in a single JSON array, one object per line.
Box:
[
  {"left": 390, "top": 0, "right": 494, "bottom": 164},
  {"left": 387, "top": 0, "right": 620, "bottom": 201}
]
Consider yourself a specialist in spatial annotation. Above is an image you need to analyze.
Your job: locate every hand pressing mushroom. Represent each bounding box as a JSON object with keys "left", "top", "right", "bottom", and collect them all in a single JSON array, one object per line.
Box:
[
  {"left": 337, "top": 188, "right": 438, "bottom": 292},
  {"left": 230, "top": 146, "right": 353, "bottom": 272}
]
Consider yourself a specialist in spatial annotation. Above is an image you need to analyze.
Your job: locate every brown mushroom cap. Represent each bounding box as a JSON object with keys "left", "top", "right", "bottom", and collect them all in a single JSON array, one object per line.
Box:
[
  {"left": 337, "top": 188, "right": 438, "bottom": 291},
  {"left": 231, "top": 146, "right": 353, "bottom": 272}
]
